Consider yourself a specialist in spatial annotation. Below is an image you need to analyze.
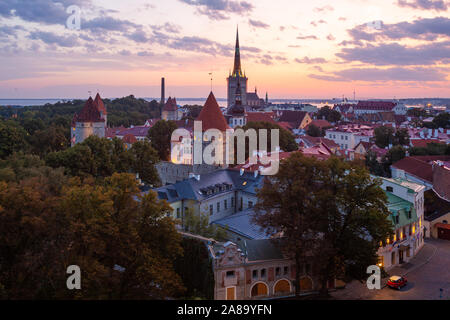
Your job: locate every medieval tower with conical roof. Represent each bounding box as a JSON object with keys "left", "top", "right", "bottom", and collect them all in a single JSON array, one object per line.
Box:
[
  {"left": 227, "top": 27, "right": 248, "bottom": 108},
  {"left": 71, "top": 93, "right": 107, "bottom": 146}
]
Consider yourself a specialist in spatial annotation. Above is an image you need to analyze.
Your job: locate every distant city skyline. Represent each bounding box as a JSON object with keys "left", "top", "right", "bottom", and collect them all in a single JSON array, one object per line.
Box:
[{"left": 0, "top": 0, "right": 449, "bottom": 99}]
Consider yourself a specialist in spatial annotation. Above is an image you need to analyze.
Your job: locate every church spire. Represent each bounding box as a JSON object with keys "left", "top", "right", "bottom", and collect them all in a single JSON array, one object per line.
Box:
[{"left": 232, "top": 26, "right": 242, "bottom": 77}]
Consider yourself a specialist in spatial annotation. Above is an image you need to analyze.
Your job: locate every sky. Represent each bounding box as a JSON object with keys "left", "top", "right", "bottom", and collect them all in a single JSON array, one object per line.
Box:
[{"left": 0, "top": 0, "right": 449, "bottom": 99}]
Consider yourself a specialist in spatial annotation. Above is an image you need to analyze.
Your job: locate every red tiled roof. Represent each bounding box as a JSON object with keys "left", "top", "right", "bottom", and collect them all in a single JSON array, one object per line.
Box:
[
  {"left": 279, "top": 110, "right": 308, "bottom": 128},
  {"left": 106, "top": 126, "right": 126, "bottom": 138},
  {"left": 122, "top": 134, "right": 137, "bottom": 144},
  {"left": 145, "top": 118, "right": 161, "bottom": 127},
  {"left": 410, "top": 139, "right": 444, "bottom": 148},
  {"left": 71, "top": 113, "right": 78, "bottom": 126},
  {"left": 277, "top": 121, "right": 294, "bottom": 131},
  {"left": 163, "top": 97, "right": 178, "bottom": 112},
  {"left": 354, "top": 141, "right": 373, "bottom": 151},
  {"left": 300, "top": 143, "right": 332, "bottom": 160},
  {"left": 117, "top": 126, "right": 150, "bottom": 138},
  {"left": 300, "top": 135, "right": 339, "bottom": 150},
  {"left": 355, "top": 101, "right": 396, "bottom": 111},
  {"left": 392, "top": 156, "right": 450, "bottom": 183},
  {"left": 246, "top": 112, "right": 276, "bottom": 124},
  {"left": 196, "top": 92, "right": 230, "bottom": 132},
  {"left": 76, "top": 97, "right": 104, "bottom": 123},
  {"left": 94, "top": 93, "right": 107, "bottom": 114},
  {"left": 306, "top": 119, "right": 332, "bottom": 130}
]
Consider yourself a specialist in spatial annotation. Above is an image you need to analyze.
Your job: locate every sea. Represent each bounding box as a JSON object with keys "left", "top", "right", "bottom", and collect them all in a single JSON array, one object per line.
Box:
[{"left": 0, "top": 98, "right": 340, "bottom": 109}]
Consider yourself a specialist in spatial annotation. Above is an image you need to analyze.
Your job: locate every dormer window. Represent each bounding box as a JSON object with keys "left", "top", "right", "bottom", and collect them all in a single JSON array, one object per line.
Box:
[{"left": 386, "top": 186, "right": 393, "bottom": 192}]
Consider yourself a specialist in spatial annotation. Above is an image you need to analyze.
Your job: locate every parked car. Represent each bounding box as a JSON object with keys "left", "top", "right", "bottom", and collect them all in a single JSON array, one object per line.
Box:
[{"left": 387, "top": 276, "right": 407, "bottom": 290}]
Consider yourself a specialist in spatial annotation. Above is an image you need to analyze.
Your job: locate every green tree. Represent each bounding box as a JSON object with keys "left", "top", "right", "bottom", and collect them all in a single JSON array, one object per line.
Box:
[
  {"left": 182, "top": 209, "right": 228, "bottom": 242},
  {"left": 306, "top": 124, "right": 322, "bottom": 137},
  {"left": 374, "top": 126, "right": 395, "bottom": 148},
  {"left": 174, "top": 238, "right": 215, "bottom": 299},
  {"left": 432, "top": 112, "right": 450, "bottom": 129},
  {"left": 129, "top": 141, "right": 161, "bottom": 186},
  {"left": 394, "top": 128, "right": 410, "bottom": 146},
  {"left": 365, "top": 150, "right": 387, "bottom": 177},
  {"left": 406, "top": 108, "right": 427, "bottom": 118},
  {"left": 148, "top": 120, "right": 178, "bottom": 161},
  {"left": 29, "top": 125, "right": 69, "bottom": 156},
  {"left": 254, "top": 153, "right": 393, "bottom": 296},
  {"left": 317, "top": 106, "right": 341, "bottom": 123},
  {"left": 385, "top": 145, "right": 406, "bottom": 165},
  {"left": 242, "top": 121, "right": 298, "bottom": 153},
  {"left": 184, "top": 105, "right": 203, "bottom": 119},
  {"left": 0, "top": 173, "right": 186, "bottom": 299},
  {"left": 0, "top": 121, "right": 28, "bottom": 159}
]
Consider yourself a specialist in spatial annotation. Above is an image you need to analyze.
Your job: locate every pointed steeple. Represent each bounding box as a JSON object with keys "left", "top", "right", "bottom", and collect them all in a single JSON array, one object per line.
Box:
[
  {"left": 197, "top": 92, "right": 230, "bottom": 132},
  {"left": 232, "top": 26, "right": 242, "bottom": 77}
]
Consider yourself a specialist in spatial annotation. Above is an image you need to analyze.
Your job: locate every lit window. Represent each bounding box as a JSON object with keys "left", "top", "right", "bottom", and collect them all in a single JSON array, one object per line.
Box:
[{"left": 377, "top": 256, "right": 384, "bottom": 268}]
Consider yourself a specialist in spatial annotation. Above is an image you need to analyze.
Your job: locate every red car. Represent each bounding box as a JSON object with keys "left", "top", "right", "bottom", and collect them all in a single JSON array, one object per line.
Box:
[{"left": 387, "top": 276, "right": 407, "bottom": 290}]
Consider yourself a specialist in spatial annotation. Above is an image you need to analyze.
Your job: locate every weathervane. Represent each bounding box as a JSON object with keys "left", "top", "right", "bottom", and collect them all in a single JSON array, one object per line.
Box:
[{"left": 209, "top": 71, "right": 213, "bottom": 92}]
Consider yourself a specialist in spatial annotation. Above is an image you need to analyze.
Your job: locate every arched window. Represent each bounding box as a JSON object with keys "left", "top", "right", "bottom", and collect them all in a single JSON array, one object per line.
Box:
[
  {"left": 251, "top": 282, "right": 268, "bottom": 297},
  {"left": 274, "top": 279, "right": 291, "bottom": 294}
]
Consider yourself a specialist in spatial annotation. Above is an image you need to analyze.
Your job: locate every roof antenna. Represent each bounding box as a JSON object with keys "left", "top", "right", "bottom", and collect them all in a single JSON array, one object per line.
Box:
[{"left": 88, "top": 90, "right": 92, "bottom": 97}]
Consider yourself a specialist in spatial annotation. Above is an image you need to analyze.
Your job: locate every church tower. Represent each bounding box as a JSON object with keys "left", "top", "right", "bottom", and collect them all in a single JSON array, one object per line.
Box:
[{"left": 227, "top": 27, "right": 248, "bottom": 108}]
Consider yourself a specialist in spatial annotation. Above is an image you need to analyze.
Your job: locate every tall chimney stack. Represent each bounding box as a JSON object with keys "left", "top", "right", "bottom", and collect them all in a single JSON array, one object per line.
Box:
[{"left": 161, "top": 77, "right": 165, "bottom": 105}]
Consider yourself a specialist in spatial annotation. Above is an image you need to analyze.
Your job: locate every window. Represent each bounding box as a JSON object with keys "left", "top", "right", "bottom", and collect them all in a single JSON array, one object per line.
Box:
[
  {"left": 261, "top": 269, "right": 266, "bottom": 278},
  {"left": 226, "top": 271, "right": 235, "bottom": 278},
  {"left": 275, "top": 267, "right": 281, "bottom": 276},
  {"left": 386, "top": 186, "right": 393, "bottom": 192},
  {"left": 283, "top": 266, "right": 289, "bottom": 275},
  {"left": 176, "top": 208, "right": 180, "bottom": 219},
  {"left": 210, "top": 205, "right": 213, "bottom": 216},
  {"left": 377, "top": 256, "right": 384, "bottom": 267},
  {"left": 217, "top": 202, "right": 220, "bottom": 212},
  {"left": 394, "top": 215, "right": 399, "bottom": 224},
  {"left": 231, "top": 197, "right": 234, "bottom": 207},
  {"left": 248, "top": 201, "right": 254, "bottom": 208},
  {"left": 224, "top": 199, "right": 227, "bottom": 210},
  {"left": 252, "top": 270, "right": 258, "bottom": 279}
]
